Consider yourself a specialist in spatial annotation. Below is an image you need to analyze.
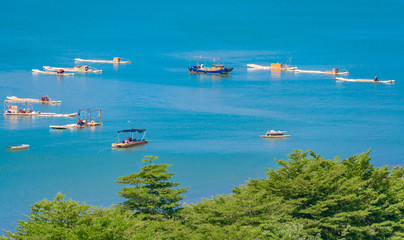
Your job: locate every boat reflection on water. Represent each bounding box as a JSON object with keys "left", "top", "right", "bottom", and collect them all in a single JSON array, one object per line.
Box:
[
  {"left": 4, "top": 115, "right": 35, "bottom": 130},
  {"left": 271, "top": 69, "right": 282, "bottom": 80},
  {"left": 190, "top": 73, "right": 232, "bottom": 82}
]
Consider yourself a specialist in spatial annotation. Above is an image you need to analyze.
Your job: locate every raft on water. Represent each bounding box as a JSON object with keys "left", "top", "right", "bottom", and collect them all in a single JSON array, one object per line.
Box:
[
  {"left": 32, "top": 69, "right": 74, "bottom": 76},
  {"left": 74, "top": 57, "right": 131, "bottom": 64},
  {"left": 336, "top": 77, "right": 395, "bottom": 84}
]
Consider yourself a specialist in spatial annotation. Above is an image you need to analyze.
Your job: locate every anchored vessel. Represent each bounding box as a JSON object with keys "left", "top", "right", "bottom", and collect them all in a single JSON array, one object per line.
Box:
[
  {"left": 294, "top": 68, "right": 349, "bottom": 75},
  {"left": 50, "top": 109, "right": 102, "bottom": 129},
  {"left": 32, "top": 69, "right": 74, "bottom": 76},
  {"left": 7, "top": 96, "right": 61, "bottom": 104},
  {"left": 260, "top": 130, "right": 291, "bottom": 138},
  {"left": 4, "top": 101, "right": 75, "bottom": 117},
  {"left": 247, "top": 63, "right": 297, "bottom": 71},
  {"left": 188, "top": 57, "right": 233, "bottom": 74},
  {"left": 6, "top": 144, "right": 29, "bottom": 151},
  {"left": 43, "top": 66, "right": 102, "bottom": 73},
  {"left": 74, "top": 57, "right": 131, "bottom": 64},
  {"left": 112, "top": 129, "right": 148, "bottom": 148},
  {"left": 336, "top": 77, "right": 394, "bottom": 84}
]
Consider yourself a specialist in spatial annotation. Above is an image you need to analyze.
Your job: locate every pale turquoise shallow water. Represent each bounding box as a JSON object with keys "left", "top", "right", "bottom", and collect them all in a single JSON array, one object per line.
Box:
[{"left": 1, "top": 0, "right": 403, "bottom": 231}]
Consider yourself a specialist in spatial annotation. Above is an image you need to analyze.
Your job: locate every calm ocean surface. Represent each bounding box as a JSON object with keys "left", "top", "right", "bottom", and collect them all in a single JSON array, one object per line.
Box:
[{"left": 1, "top": 0, "right": 403, "bottom": 231}]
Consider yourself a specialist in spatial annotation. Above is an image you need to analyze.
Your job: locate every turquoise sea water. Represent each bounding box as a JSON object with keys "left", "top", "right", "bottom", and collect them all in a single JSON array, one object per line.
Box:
[{"left": 1, "top": 0, "right": 403, "bottom": 231}]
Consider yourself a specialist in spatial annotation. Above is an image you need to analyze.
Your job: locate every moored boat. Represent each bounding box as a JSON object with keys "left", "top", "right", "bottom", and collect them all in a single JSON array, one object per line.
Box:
[
  {"left": 4, "top": 101, "right": 76, "bottom": 117},
  {"left": 74, "top": 57, "right": 131, "bottom": 64},
  {"left": 32, "top": 69, "right": 74, "bottom": 76},
  {"left": 112, "top": 129, "right": 148, "bottom": 148},
  {"left": 294, "top": 68, "right": 349, "bottom": 75},
  {"left": 188, "top": 57, "right": 233, "bottom": 74},
  {"left": 336, "top": 77, "right": 395, "bottom": 84},
  {"left": 7, "top": 96, "right": 61, "bottom": 104},
  {"left": 247, "top": 63, "right": 297, "bottom": 71},
  {"left": 50, "top": 109, "right": 102, "bottom": 129},
  {"left": 6, "top": 144, "right": 29, "bottom": 151},
  {"left": 260, "top": 130, "right": 290, "bottom": 138},
  {"left": 188, "top": 64, "right": 233, "bottom": 74},
  {"left": 43, "top": 66, "right": 102, "bottom": 73}
]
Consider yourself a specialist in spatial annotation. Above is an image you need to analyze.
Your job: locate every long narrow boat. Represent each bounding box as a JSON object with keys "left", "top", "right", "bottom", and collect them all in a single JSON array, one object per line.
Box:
[
  {"left": 74, "top": 57, "right": 131, "bottom": 64},
  {"left": 294, "top": 68, "right": 349, "bottom": 75},
  {"left": 4, "top": 111, "right": 77, "bottom": 117},
  {"left": 6, "top": 144, "right": 29, "bottom": 151},
  {"left": 260, "top": 130, "right": 290, "bottom": 138},
  {"left": 336, "top": 77, "right": 395, "bottom": 84},
  {"left": 112, "top": 129, "right": 148, "bottom": 148},
  {"left": 32, "top": 69, "right": 74, "bottom": 76},
  {"left": 247, "top": 63, "right": 297, "bottom": 71},
  {"left": 4, "top": 101, "right": 76, "bottom": 117},
  {"left": 50, "top": 109, "right": 102, "bottom": 129},
  {"left": 50, "top": 124, "right": 84, "bottom": 129},
  {"left": 43, "top": 66, "right": 102, "bottom": 73},
  {"left": 7, "top": 96, "right": 61, "bottom": 104}
]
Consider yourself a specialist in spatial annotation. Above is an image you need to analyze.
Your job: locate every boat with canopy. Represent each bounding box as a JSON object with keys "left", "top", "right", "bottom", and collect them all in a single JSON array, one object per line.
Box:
[
  {"left": 260, "top": 130, "right": 291, "bottom": 138},
  {"left": 4, "top": 100, "right": 76, "bottom": 117},
  {"left": 112, "top": 128, "right": 148, "bottom": 148}
]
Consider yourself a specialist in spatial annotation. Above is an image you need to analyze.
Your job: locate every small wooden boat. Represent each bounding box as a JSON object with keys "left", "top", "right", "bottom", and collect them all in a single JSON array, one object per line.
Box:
[
  {"left": 7, "top": 96, "right": 61, "bottom": 104},
  {"left": 295, "top": 68, "right": 349, "bottom": 75},
  {"left": 74, "top": 57, "right": 131, "bottom": 64},
  {"left": 260, "top": 130, "right": 291, "bottom": 138},
  {"left": 4, "top": 111, "right": 77, "bottom": 117},
  {"left": 247, "top": 63, "right": 297, "bottom": 71},
  {"left": 336, "top": 77, "right": 395, "bottom": 84},
  {"left": 32, "top": 69, "right": 74, "bottom": 76},
  {"left": 43, "top": 66, "right": 102, "bottom": 73},
  {"left": 112, "top": 129, "right": 148, "bottom": 148},
  {"left": 6, "top": 144, "right": 29, "bottom": 151}
]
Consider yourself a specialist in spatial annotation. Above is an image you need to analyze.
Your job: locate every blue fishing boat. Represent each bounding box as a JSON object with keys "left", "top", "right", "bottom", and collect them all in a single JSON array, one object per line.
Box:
[{"left": 188, "top": 57, "right": 233, "bottom": 74}]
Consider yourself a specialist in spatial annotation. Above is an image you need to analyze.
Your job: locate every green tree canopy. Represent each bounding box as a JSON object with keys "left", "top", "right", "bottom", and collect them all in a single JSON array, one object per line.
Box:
[
  {"left": 116, "top": 155, "right": 189, "bottom": 216},
  {"left": 182, "top": 150, "right": 404, "bottom": 239}
]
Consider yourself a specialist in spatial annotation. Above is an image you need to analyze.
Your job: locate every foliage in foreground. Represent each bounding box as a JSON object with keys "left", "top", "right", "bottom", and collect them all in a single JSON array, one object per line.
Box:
[
  {"left": 3, "top": 150, "right": 404, "bottom": 239},
  {"left": 116, "top": 155, "right": 189, "bottom": 216}
]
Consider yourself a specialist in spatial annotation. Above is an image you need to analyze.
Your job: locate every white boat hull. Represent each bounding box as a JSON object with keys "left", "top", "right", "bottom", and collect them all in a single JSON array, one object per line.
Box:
[
  {"left": 7, "top": 144, "right": 29, "bottom": 151},
  {"left": 336, "top": 77, "right": 394, "bottom": 84}
]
